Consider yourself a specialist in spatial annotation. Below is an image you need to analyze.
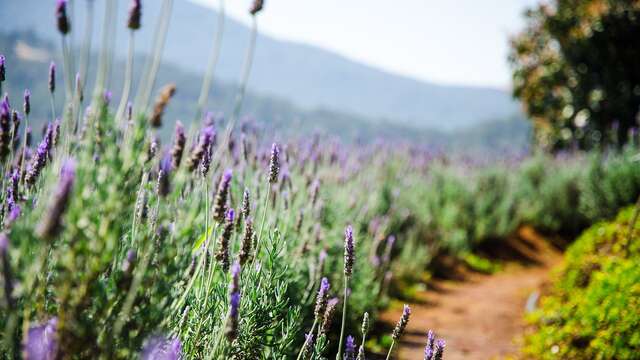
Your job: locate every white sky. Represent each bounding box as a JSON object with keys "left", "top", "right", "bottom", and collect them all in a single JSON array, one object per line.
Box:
[{"left": 191, "top": 0, "right": 540, "bottom": 89}]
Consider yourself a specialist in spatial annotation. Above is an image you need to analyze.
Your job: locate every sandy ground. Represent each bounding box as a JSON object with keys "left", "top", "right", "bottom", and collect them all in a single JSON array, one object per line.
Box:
[{"left": 380, "top": 227, "right": 562, "bottom": 360}]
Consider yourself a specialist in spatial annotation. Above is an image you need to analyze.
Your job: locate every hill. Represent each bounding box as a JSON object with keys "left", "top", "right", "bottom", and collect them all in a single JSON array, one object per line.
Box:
[{"left": 0, "top": 0, "right": 521, "bottom": 131}]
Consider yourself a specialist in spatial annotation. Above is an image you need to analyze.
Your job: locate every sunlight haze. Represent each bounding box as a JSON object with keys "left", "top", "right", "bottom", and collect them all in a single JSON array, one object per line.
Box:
[{"left": 192, "top": 0, "right": 539, "bottom": 89}]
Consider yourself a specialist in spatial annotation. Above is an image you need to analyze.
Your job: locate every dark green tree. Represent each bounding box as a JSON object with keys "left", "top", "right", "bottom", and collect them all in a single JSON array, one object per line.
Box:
[{"left": 510, "top": 1, "right": 640, "bottom": 151}]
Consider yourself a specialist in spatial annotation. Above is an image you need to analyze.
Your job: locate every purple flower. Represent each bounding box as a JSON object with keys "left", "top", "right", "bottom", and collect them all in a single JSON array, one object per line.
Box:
[
  {"left": 48, "top": 62, "right": 56, "bottom": 94},
  {"left": 314, "top": 277, "right": 330, "bottom": 320},
  {"left": 224, "top": 292, "right": 241, "bottom": 341},
  {"left": 157, "top": 153, "right": 172, "bottom": 197},
  {"left": 170, "top": 121, "right": 186, "bottom": 168},
  {"left": 268, "top": 143, "right": 279, "bottom": 184},
  {"left": 344, "top": 335, "right": 356, "bottom": 360},
  {"left": 23, "top": 89, "right": 31, "bottom": 115},
  {"left": 433, "top": 339, "right": 445, "bottom": 360},
  {"left": 238, "top": 217, "right": 254, "bottom": 265},
  {"left": 6, "top": 204, "right": 21, "bottom": 226},
  {"left": 424, "top": 330, "right": 436, "bottom": 360},
  {"left": 0, "top": 233, "right": 14, "bottom": 309},
  {"left": 216, "top": 207, "right": 235, "bottom": 272},
  {"left": 392, "top": 305, "right": 411, "bottom": 340},
  {"left": 320, "top": 297, "right": 339, "bottom": 335},
  {"left": 127, "top": 0, "right": 142, "bottom": 30},
  {"left": 0, "top": 100, "right": 10, "bottom": 160},
  {"left": 0, "top": 55, "right": 5, "bottom": 82},
  {"left": 301, "top": 332, "right": 314, "bottom": 358},
  {"left": 241, "top": 188, "right": 251, "bottom": 219},
  {"left": 141, "top": 336, "right": 182, "bottom": 360},
  {"left": 36, "top": 159, "right": 75, "bottom": 240},
  {"left": 344, "top": 225, "right": 355, "bottom": 277},
  {"left": 103, "top": 90, "right": 112, "bottom": 106},
  {"left": 56, "top": 0, "right": 70, "bottom": 35},
  {"left": 213, "top": 169, "right": 232, "bottom": 223},
  {"left": 122, "top": 249, "right": 137, "bottom": 275},
  {"left": 186, "top": 126, "right": 215, "bottom": 172},
  {"left": 24, "top": 317, "right": 58, "bottom": 360}
]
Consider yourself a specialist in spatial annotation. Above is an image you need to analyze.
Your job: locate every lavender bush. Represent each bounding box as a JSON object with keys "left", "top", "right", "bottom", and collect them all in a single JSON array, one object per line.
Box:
[{"left": 0, "top": 1, "right": 446, "bottom": 359}]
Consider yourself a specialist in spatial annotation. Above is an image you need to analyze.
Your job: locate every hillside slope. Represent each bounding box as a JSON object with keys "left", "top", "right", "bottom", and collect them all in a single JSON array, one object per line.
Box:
[{"left": 0, "top": 0, "right": 520, "bottom": 130}]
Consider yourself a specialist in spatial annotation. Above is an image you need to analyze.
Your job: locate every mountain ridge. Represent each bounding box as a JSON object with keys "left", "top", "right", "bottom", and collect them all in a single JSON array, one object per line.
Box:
[{"left": 1, "top": 0, "right": 521, "bottom": 131}]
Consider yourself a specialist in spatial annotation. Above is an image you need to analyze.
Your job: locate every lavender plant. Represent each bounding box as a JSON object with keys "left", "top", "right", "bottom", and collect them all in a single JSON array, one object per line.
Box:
[{"left": 0, "top": 2, "right": 458, "bottom": 359}]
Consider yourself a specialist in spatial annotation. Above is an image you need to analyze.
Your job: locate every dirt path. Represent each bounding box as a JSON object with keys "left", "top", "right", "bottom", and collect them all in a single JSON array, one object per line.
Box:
[{"left": 380, "top": 227, "right": 562, "bottom": 360}]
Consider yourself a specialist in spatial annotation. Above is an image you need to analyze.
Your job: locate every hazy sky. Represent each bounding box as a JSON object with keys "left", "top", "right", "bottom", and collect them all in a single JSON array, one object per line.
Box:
[{"left": 192, "top": 0, "right": 539, "bottom": 89}]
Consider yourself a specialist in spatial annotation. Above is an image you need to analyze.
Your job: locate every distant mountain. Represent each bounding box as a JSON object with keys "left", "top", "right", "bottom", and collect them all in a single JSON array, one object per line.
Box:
[{"left": 1, "top": 0, "right": 521, "bottom": 131}]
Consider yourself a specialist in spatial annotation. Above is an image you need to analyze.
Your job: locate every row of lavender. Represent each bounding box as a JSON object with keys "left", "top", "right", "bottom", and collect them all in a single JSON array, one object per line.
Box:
[{"left": 0, "top": 0, "right": 447, "bottom": 359}]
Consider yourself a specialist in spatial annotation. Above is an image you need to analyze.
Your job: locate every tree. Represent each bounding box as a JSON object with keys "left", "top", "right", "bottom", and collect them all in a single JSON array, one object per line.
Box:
[{"left": 510, "top": 0, "right": 640, "bottom": 151}]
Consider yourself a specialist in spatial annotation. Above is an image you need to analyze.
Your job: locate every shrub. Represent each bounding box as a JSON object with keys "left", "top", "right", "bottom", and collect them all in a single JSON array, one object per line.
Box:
[{"left": 524, "top": 207, "right": 640, "bottom": 359}]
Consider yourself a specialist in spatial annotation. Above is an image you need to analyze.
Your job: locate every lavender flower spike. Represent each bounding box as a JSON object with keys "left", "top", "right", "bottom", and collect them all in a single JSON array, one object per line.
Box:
[
  {"left": 224, "top": 291, "right": 241, "bottom": 341},
  {"left": 0, "top": 233, "right": 14, "bottom": 309},
  {"left": 186, "top": 126, "right": 214, "bottom": 171},
  {"left": 320, "top": 297, "right": 339, "bottom": 335},
  {"left": 238, "top": 217, "right": 254, "bottom": 265},
  {"left": 344, "top": 225, "right": 355, "bottom": 277},
  {"left": 48, "top": 62, "right": 56, "bottom": 94},
  {"left": 314, "top": 277, "right": 330, "bottom": 320},
  {"left": 213, "top": 169, "right": 233, "bottom": 223},
  {"left": 56, "top": 0, "right": 70, "bottom": 35},
  {"left": 392, "top": 305, "right": 411, "bottom": 341},
  {"left": 215, "top": 208, "right": 235, "bottom": 272},
  {"left": 24, "top": 89, "right": 31, "bottom": 115},
  {"left": 25, "top": 126, "right": 52, "bottom": 186},
  {"left": 127, "top": 0, "right": 142, "bottom": 30},
  {"left": 157, "top": 153, "right": 172, "bottom": 197},
  {"left": 37, "top": 159, "right": 76, "bottom": 240},
  {"left": 0, "top": 55, "right": 5, "bottom": 82},
  {"left": 268, "top": 142, "right": 279, "bottom": 184},
  {"left": 300, "top": 333, "right": 314, "bottom": 359},
  {"left": 141, "top": 336, "right": 182, "bottom": 360},
  {"left": 344, "top": 335, "right": 356, "bottom": 360},
  {"left": 170, "top": 121, "right": 186, "bottom": 168},
  {"left": 24, "top": 318, "right": 58, "bottom": 360},
  {"left": 433, "top": 339, "right": 445, "bottom": 360}
]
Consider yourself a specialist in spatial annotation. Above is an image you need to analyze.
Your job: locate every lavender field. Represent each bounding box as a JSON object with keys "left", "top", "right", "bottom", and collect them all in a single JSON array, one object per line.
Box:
[{"left": 1, "top": 0, "right": 640, "bottom": 359}]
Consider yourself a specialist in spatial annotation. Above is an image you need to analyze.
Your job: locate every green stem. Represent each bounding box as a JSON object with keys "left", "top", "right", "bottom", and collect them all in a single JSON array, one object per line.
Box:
[
  {"left": 116, "top": 31, "right": 136, "bottom": 127},
  {"left": 385, "top": 340, "right": 396, "bottom": 360},
  {"left": 61, "top": 36, "right": 73, "bottom": 102},
  {"left": 135, "top": 0, "right": 173, "bottom": 114},
  {"left": 194, "top": 0, "right": 226, "bottom": 123},
  {"left": 296, "top": 319, "right": 318, "bottom": 360},
  {"left": 78, "top": 0, "right": 94, "bottom": 91},
  {"left": 254, "top": 184, "right": 271, "bottom": 261},
  {"left": 336, "top": 275, "right": 350, "bottom": 360},
  {"left": 206, "top": 14, "right": 258, "bottom": 174},
  {"left": 91, "top": 0, "right": 113, "bottom": 104}
]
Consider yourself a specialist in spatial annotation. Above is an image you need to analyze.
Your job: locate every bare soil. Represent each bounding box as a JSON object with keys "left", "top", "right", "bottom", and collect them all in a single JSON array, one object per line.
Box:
[{"left": 379, "top": 227, "right": 562, "bottom": 360}]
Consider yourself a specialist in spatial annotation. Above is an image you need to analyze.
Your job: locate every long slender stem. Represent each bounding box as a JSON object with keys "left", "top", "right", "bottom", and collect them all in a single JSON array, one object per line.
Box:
[
  {"left": 385, "top": 340, "right": 396, "bottom": 360},
  {"left": 116, "top": 31, "right": 135, "bottom": 126},
  {"left": 136, "top": 0, "right": 173, "bottom": 114},
  {"left": 18, "top": 114, "right": 29, "bottom": 183},
  {"left": 296, "top": 319, "right": 318, "bottom": 360},
  {"left": 61, "top": 37, "right": 73, "bottom": 102},
  {"left": 254, "top": 184, "right": 271, "bottom": 261},
  {"left": 79, "top": 0, "right": 94, "bottom": 90},
  {"left": 194, "top": 0, "right": 226, "bottom": 123},
  {"left": 207, "top": 15, "right": 258, "bottom": 174},
  {"left": 336, "top": 275, "right": 350, "bottom": 360},
  {"left": 91, "top": 0, "right": 114, "bottom": 104}
]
